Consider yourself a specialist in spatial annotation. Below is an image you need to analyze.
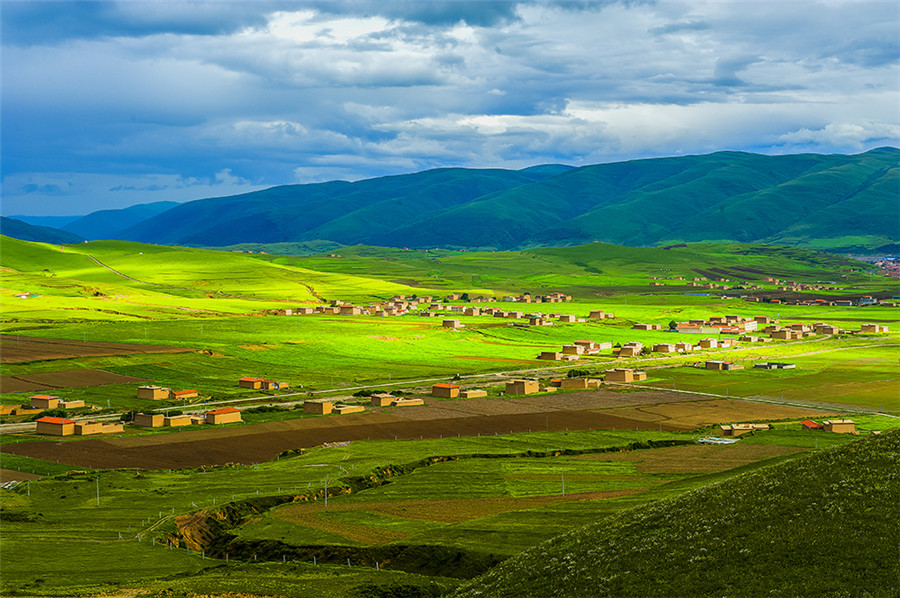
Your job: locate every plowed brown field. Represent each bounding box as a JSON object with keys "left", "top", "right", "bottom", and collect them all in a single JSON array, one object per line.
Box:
[
  {"left": 1, "top": 392, "right": 832, "bottom": 471},
  {"left": 0, "top": 335, "right": 192, "bottom": 363},
  {"left": 0, "top": 369, "right": 150, "bottom": 393}
]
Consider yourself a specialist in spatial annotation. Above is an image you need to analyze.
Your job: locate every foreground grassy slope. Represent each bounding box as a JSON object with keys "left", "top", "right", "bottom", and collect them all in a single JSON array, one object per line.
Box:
[{"left": 453, "top": 430, "right": 900, "bottom": 598}]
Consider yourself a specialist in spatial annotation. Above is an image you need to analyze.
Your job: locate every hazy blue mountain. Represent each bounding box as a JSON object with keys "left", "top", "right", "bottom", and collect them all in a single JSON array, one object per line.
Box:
[
  {"left": 7, "top": 215, "right": 83, "bottom": 228},
  {"left": 0, "top": 217, "right": 84, "bottom": 244},
  {"left": 113, "top": 149, "right": 899, "bottom": 251},
  {"left": 63, "top": 201, "right": 180, "bottom": 240}
]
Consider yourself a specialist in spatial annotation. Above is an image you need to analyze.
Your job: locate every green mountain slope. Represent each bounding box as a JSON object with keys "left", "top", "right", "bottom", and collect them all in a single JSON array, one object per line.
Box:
[
  {"left": 453, "top": 430, "right": 900, "bottom": 598},
  {"left": 0, "top": 217, "right": 84, "bottom": 244},
  {"left": 110, "top": 149, "right": 898, "bottom": 250},
  {"left": 62, "top": 200, "right": 179, "bottom": 240}
]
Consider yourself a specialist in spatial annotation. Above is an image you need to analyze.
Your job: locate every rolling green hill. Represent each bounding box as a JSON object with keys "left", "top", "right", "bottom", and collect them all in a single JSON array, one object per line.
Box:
[
  {"left": 0, "top": 217, "right": 84, "bottom": 245},
  {"left": 108, "top": 148, "right": 898, "bottom": 251},
  {"left": 453, "top": 430, "right": 900, "bottom": 597}
]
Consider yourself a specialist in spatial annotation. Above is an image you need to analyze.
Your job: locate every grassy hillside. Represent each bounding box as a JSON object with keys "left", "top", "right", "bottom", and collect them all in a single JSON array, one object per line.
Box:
[
  {"left": 453, "top": 430, "right": 900, "bottom": 598},
  {"left": 106, "top": 148, "right": 899, "bottom": 250}
]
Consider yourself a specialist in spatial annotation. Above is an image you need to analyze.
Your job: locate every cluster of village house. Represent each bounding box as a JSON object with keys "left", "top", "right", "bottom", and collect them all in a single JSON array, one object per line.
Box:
[{"left": 720, "top": 418, "right": 860, "bottom": 437}]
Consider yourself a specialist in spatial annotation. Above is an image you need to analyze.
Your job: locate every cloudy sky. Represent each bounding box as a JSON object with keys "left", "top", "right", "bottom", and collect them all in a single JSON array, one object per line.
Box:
[{"left": 2, "top": 0, "right": 898, "bottom": 217}]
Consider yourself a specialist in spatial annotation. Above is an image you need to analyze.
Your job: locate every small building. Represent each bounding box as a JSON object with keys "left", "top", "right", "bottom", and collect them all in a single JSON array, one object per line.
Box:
[
  {"left": 390, "top": 398, "right": 425, "bottom": 407},
  {"left": 558, "top": 314, "right": 576, "bottom": 323},
  {"left": 74, "top": 421, "right": 105, "bottom": 436},
  {"left": 30, "top": 395, "right": 60, "bottom": 410},
  {"left": 133, "top": 413, "right": 164, "bottom": 428},
  {"left": 304, "top": 401, "right": 333, "bottom": 415},
  {"left": 59, "top": 400, "right": 85, "bottom": 409},
  {"left": 721, "top": 423, "right": 769, "bottom": 437},
  {"left": 370, "top": 393, "right": 395, "bottom": 407},
  {"left": 442, "top": 319, "right": 463, "bottom": 329},
  {"left": 460, "top": 389, "right": 487, "bottom": 399},
  {"left": 605, "top": 368, "right": 646, "bottom": 383},
  {"left": 164, "top": 414, "right": 193, "bottom": 427},
  {"left": 238, "top": 377, "right": 265, "bottom": 389},
  {"left": 617, "top": 343, "right": 643, "bottom": 357},
  {"left": 206, "top": 407, "right": 242, "bottom": 425},
  {"left": 169, "top": 389, "right": 199, "bottom": 400},
  {"left": 35, "top": 416, "right": 75, "bottom": 436},
  {"left": 333, "top": 404, "right": 365, "bottom": 415},
  {"left": 632, "top": 323, "right": 661, "bottom": 331},
  {"left": 674, "top": 342, "right": 694, "bottom": 353},
  {"left": 652, "top": 343, "right": 677, "bottom": 353},
  {"left": 562, "top": 344, "right": 585, "bottom": 355},
  {"left": 754, "top": 362, "right": 796, "bottom": 370},
  {"left": 560, "top": 378, "right": 589, "bottom": 390},
  {"left": 861, "top": 323, "right": 889, "bottom": 334},
  {"left": 432, "top": 383, "right": 460, "bottom": 398},
  {"left": 137, "top": 385, "right": 171, "bottom": 400},
  {"left": 538, "top": 351, "right": 564, "bottom": 360},
  {"left": 823, "top": 419, "right": 856, "bottom": 434},
  {"left": 588, "top": 310, "right": 606, "bottom": 319},
  {"left": 0, "top": 405, "right": 21, "bottom": 416},
  {"left": 464, "top": 307, "right": 481, "bottom": 316},
  {"left": 801, "top": 420, "right": 823, "bottom": 431},
  {"left": 698, "top": 338, "right": 718, "bottom": 349},
  {"left": 339, "top": 305, "right": 361, "bottom": 315},
  {"left": 505, "top": 380, "right": 540, "bottom": 395},
  {"left": 814, "top": 324, "right": 840, "bottom": 335}
]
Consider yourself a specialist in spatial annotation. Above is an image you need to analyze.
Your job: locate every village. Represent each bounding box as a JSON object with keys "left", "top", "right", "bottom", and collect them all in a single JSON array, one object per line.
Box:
[{"left": 8, "top": 293, "right": 890, "bottom": 443}]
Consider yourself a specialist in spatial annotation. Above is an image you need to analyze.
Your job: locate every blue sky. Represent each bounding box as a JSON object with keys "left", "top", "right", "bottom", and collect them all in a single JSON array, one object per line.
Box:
[{"left": 2, "top": 0, "right": 898, "bottom": 217}]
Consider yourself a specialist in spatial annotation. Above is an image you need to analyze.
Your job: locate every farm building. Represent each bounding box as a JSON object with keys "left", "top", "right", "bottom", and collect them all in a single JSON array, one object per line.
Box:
[
  {"left": 137, "top": 385, "right": 170, "bottom": 400},
  {"left": 573, "top": 340, "right": 599, "bottom": 352},
  {"left": 169, "top": 389, "right": 198, "bottom": 400},
  {"left": 35, "top": 416, "right": 75, "bottom": 436},
  {"left": 164, "top": 414, "right": 192, "bottom": 427},
  {"left": 75, "top": 421, "right": 105, "bottom": 435},
  {"left": 617, "top": 343, "right": 643, "bottom": 357},
  {"left": 823, "top": 419, "right": 856, "bottom": 434},
  {"left": 588, "top": 310, "right": 606, "bottom": 319},
  {"left": 801, "top": 420, "right": 824, "bottom": 431},
  {"left": 538, "top": 351, "right": 564, "bottom": 360},
  {"left": 261, "top": 380, "right": 288, "bottom": 390},
  {"left": 304, "top": 401, "right": 333, "bottom": 415},
  {"left": 464, "top": 307, "right": 481, "bottom": 316},
  {"left": 653, "top": 343, "right": 677, "bottom": 353},
  {"left": 705, "top": 361, "right": 744, "bottom": 370},
  {"left": 560, "top": 378, "right": 589, "bottom": 390},
  {"left": 443, "top": 319, "right": 463, "bottom": 329},
  {"left": 238, "top": 377, "right": 265, "bottom": 389},
  {"left": 370, "top": 393, "right": 395, "bottom": 407},
  {"left": 605, "top": 369, "right": 647, "bottom": 383},
  {"left": 698, "top": 338, "right": 718, "bottom": 349},
  {"left": 721, "top": 423, "right": 769, "bottom": 436},
  {"left": 0, "top": 405, "right": 20, "bottom": 416},
  {"left": 562, "top": 344, "right": 585, "bottom": 355},
  {"left": 558, "top": 314, "right": 576, "bottom": 323},
  {"left": 460, "top": 389, "right": 487, "bottom": 398},
  {"left": 133, "top": 413, "right": 163, "bottom": 427},
  {"left": 339, "top": 306, "right": 361, "bottom": 315},
  {"left": 771, "top": 330, "right": 801, "bottom": 340},
  {"left": 30, "top": 395, "right": 60, "bottom": 410},
  {"left": 390, "top": 398, "right": 425, "bottom": 407},
  {"left": 815, "top": 324, "right": 840, "bottom": 335},
  {"left": 861, "top": 323, "right": 889, "bottom": 333},
  {"left": 206, "top": 407, "right": 242, "bottom": 425},
  {"left": 432, "top": 383, "right": 460, "bottom": 398},
  {"left": 754, "top": 362, "right": 796, "bottom": 369},
  {"left": 633, "top": 323, "right": 661, "bottom": 331},
  {"left": 507, "top": 311, "right": 525, "bottom": 319},
  {"left": 506, "top": 380, "right": 540, "bottom": 395},
  {"left": 333, "top": 405, "right": 365, "bottom": 415},
  {"left": 59, "top": 400, "right": 85, "bottom": 409},
  {"left": 674, "top": 342, "right": 694, "bottom": 352},
  {"left": 529, "top": 316, "right": 547, "bottom": 326}
]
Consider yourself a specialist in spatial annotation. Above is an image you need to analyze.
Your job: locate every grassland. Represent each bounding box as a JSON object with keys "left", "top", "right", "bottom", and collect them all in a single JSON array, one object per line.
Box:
[{"left": 1, "top": 235, "right": 898, "bottom": 596}]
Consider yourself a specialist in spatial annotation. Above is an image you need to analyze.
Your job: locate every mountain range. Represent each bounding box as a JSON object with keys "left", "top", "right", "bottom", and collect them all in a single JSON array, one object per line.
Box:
[{"left": 5, "top": 148, "right": 898, "bottom": 251}]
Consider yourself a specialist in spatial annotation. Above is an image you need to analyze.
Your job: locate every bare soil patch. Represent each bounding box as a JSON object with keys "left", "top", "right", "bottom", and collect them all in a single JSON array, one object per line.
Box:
[
  {"left": 238, "top": 345, "right": 269, "bottom": 351},
  {"left": 1, "top": 393, "right": 833, "bottom": 470},
  {"left": 0, "top": 468, "right": 42, "bottom": 482},
  {"left": 572, "top": 443, "right": 805, "bottom": 474},
  {"left": 0, "top": 369, "right": 151, "bottom": 393},
  {"left": 0, "top": 335, "right": 192, "bottom": 363}
]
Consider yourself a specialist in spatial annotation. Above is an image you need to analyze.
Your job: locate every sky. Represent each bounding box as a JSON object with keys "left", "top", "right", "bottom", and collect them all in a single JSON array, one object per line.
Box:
[{"left": 2, "top": 0, "right": 899, "bottom": 217}]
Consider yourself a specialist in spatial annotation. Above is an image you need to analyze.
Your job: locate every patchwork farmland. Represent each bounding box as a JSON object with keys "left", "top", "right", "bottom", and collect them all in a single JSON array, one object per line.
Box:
[{"left": 1, "top": 236, "right": 898, "bottom": 596}]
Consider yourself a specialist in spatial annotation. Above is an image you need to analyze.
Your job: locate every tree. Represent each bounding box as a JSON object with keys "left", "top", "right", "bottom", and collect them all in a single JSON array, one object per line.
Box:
[{"left": 669, "top": 320, "right": 679, "bottom": 330}]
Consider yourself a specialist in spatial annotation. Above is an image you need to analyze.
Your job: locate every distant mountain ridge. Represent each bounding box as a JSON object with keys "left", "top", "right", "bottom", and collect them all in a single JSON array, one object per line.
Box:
[
  {"left": 0, "top": 217, "right": 84, "bottom": 244},
  {"left": 97, "top": 149, "right": 900, "bottom": 250},
  {"left": 62, "top": 201, "right": 179, "bottom": 240}
]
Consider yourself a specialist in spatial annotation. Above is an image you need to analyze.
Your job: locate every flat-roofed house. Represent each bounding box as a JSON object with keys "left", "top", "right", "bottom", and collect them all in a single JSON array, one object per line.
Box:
[
  {"left": 653, "top": 343, "right": 676, "bottom": 353},
  {"left": 304, "top": 401, "right": 333, "bottom": 415},
  {"left": 432, "top": 383, "right": 460, "bottom": 398},
  {"left": 588, "top": 310, "right": 606, "bottom": 319},
  {"left": 617, "top": 343, "right": 643, "bottom": 357},
  {"left": 464, "top": 307, "right": 481, "bottom": 316},
  {"left": 59, "top": 400, "right": 85, "bottom": 409},
  {"left": 339, "top": 305, "right": 361, "bottom": 315},
  {"left": 558, "top": 314, "right": 576, "bottom": 323},
  {"left": 133, "top": 413, "right": 163, "bottom": 428},
  {"left": 30, "top": 395, "right": 60, "bottom": 410},
  {"left": 698, "top": 338, "right": 718, "bottom": 349},
  {"left": 164, "top": 414, "right": 193, "bottom": 427},
  {"left": 674, "top": 342, "right": 694, "bottom": 353},
  {"left": 75, "top": 421, "right": 105, "bottom": 436},
  {"left": 861, "top": 323, "right": 889, "bottom": 333},
  {"left": 605, "top": 368, "right": 638, "bottom": 383},
  {"left": 443, "top": 319, "right": 463, "bottom": 329},
  {"left": 505, "top": 380, "right": 539, "bottom": 395},
  {"left": 333, "top": 405, "right": 365, "bottom": 415},
  {"left": 238, "top": 377, "right": 264, "bottom": 389},
  {"left": 206, "top": 407, "right": 242, "bottom": 425},
  {"left": 562, "top": 344, "right": 585, "bottom": 355},
  {"left": 460, "top": 389, "right": 487, "bottom": 398},
  {"left": 370, "top": 393, "right": 395, "bottom": 407},
  {"left": 561, "top": 378, "right": 589, "bottom": 390},
  {"left": 35, "top": 416, "right": 75, "bottom": 436},
  {"left": 390, "top": 398, "right": 425, "bottom": 407},
  {"left": 137, "top": 385, "right": 170, "bottom": 400},
  {"left": 538, "top": 351, "right": 564, "bottom": 360},
  {"left": 823, "top": 419, "right": 856, "bottom": 434},
  {"left": 814, "top": 324, "right": 840, "bottom": 335},
  {"left": 169, "top": 389, "right": 199, "bottom": 400}
]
